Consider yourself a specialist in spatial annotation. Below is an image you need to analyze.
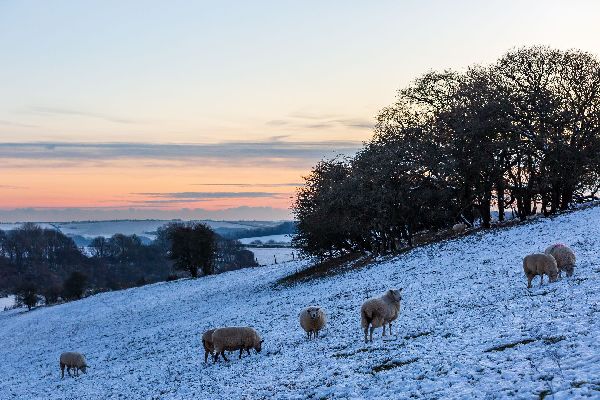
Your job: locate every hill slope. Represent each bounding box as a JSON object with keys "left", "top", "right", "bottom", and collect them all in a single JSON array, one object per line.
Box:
[{"left": 1, "top": 207, "right": 599, "bottom": 399}]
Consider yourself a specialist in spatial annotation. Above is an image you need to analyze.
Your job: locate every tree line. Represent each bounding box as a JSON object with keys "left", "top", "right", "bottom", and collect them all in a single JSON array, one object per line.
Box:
[
  {"left": 0, "top": 222, "right": 257, "bottom": 309},
  {"left": 293, "top": 46, "right": 600, "bottom": 257}
]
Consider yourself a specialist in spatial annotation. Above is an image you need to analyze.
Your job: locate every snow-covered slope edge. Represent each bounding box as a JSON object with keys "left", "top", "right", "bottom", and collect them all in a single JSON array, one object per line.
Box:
[{"left": 1, "top": 207, "right": 599, "bottom": 399}]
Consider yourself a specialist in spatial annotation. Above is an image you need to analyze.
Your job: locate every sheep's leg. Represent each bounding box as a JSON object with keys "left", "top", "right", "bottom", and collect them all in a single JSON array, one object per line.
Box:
[
  {"left": 540, "top": 275, "right": 544, "bottom": 287},
  {"left": 388, "top": 323, "right": 393, "bottom": 335},
  {"left": 527, "top": 275, "right": 533, "bottom": 288},
  {"left": 369, "top": 326, "right": 375, "bottom": 342},
  {"left": 382, "top": 324, "right": 386, "bottom": 336},
  {"left": 239, "top": 348, "right": 244, "bottom": 359},
  {"left": 60, "top": 364, "right": 65, "bottom": 379},
  {"left": 213, "top": 352, "right": 219, "bottom": 363},
  {"left": 364, "top": 326, "right": 369, "bottom": 343},
  {"left": 67, "top": 367, "right": 72, "bottom": 377},
  {"left": 221, "top": 351, "right": 229, "bottom": 362},
  {"left": 246, "top": 348, "right": 250, "bottom": 356},
  {"left": 316, "top": 330, "right": 319, "bottom": 338},
  {"left": 204, "top": 350, "right": 209, "bottom": 363}
]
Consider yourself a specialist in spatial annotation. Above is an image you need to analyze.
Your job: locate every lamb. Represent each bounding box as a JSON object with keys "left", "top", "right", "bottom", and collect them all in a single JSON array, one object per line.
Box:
[
  {"left": 545, "top": 243, "right": 576, "bottom": 278},
  {"left": 59, "top": 352, "right": 88, "bottom": 378},
  {"left": 361, "top": 288, "right": 402, "bottom": 343},
  {"left": 201, "top": 329, "right": 216, "bottom": 363},
  {"left": 523, "top": 253, "right": 559, "bottom": 288},
  {"left": 452, "top": 223, "right": 467, "bottom": 234},
  {"left": 299, "top": 306, "right": 326, "bottom": 339},
  {"left": 212, "top": 326, "right": 263, "bottom": 363}
]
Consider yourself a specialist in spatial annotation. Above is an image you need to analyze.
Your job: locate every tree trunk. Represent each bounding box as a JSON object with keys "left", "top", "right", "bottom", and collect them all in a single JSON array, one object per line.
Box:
[{"left": 497, "top": 178, "right": 505, "bottom": 222}]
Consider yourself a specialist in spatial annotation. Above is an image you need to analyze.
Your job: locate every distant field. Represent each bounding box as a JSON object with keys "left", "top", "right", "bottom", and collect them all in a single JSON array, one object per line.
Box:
[{"left": 239, "top": 234, "right": 293, "bottom": 245}]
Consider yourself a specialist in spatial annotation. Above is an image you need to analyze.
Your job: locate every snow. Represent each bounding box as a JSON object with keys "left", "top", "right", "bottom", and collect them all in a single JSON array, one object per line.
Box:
[
  {"left": 1, "top": 207, "right": 599, "bottom": 399},
  {"left": 239, "top": 234, "right": 293, "bottom": 245},
  {"left": 250, "top": 247, "right": 298, "bottom": 266},
  {"left": 0, "top": 295, "right": 16, "bottom": 311}
]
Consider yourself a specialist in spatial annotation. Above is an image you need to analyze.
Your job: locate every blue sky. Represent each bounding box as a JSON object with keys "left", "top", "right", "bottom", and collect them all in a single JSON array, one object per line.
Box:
[{"left": 1, "top": 0, "right": 599, "bottom": 221}]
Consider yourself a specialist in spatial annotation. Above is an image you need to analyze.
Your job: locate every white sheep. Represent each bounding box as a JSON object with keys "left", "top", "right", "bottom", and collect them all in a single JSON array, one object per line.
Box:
[
  {"left": 201, "top": 329, "right": 216, "bottom": 363},
  {"left": 212, "top": 327, "right": 263, "bottom": 363},
  {"left": 545, "top": 243, "right": 576, "bottom": 278},
  {"left": 299, "top": 306, "right": 326, "bottom": 339},
  {"left": 523, "top": 253, "right": 558, "bottom": 288},
  {"left": 59, "top": 352, "right": 88, "bottom": 378},
  {"left": 452, "top": 223, "right": 467, "bottom": 234},
  {"left": 361, "top": 288, "right": 402, "bottom": 343}
]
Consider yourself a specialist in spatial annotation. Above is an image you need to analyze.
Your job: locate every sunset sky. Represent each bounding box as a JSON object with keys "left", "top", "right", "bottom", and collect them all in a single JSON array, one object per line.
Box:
[{"left": 2, "top": 0, "right": 600, "bottom": 221}]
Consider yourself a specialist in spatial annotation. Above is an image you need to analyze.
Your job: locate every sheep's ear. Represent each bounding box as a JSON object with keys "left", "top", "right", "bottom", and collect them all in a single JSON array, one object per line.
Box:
[{"left": 260, "top": 340, "right": 264, "bottom": 343}]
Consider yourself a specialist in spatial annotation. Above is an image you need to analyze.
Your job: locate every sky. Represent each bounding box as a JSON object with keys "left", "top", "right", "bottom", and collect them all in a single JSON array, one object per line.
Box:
[{"left": 1, "top": 0, "right": 600, "bottom": 222}]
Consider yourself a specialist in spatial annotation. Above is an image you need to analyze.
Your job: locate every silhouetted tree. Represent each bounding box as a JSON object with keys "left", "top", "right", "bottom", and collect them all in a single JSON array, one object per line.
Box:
[
  {"left": 168, "top": 223, "right": 217, "bottom": 277},
  {"left": 62, "top": 271, "right": 87, "bottom": 300}
]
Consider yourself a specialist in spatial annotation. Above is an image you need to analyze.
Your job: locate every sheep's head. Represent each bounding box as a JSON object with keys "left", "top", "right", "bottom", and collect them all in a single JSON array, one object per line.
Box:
[
  {"left": 389, "top": 288, "right": 402, "bottom": 302},
  {"left": 308, "top": 307, "right": 321, "bottom": 320},
  {"left": 564, "top": 265, "right": 574, "bottom": 277},
  {"left": 80, "top": 364, "right": 87, "bottom": 374},
  {"left": 255, "top": 339, "right": 264, "bottom": 353}
]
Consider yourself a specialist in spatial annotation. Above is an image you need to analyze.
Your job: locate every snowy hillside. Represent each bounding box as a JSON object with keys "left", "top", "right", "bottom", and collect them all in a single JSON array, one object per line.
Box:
[{"left": 1, "top": 207, "right": 599, "bottom": 399}]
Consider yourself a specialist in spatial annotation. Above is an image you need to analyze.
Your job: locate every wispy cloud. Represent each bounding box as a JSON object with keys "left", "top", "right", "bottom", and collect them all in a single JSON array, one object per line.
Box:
[
  {"left": 137, "top": 191, "right": 281, "bottom": 199},
  {"left": 268, "top": 112, "right": 375, "bottom": 130},
  {"left": 0, "top": 140, "right": 362, "bottom": 168},
  {"left": 192, "top": 183, "right": 301, "bottom": 187},
  {"left": 26, "top": 106, "right": 138, "bottom": 124},
  {"left": 0, "top": 120, "right": 38, "bottom": 129},
  {"left": 0, "top": 185, "right": 25, "bottom": 190}
]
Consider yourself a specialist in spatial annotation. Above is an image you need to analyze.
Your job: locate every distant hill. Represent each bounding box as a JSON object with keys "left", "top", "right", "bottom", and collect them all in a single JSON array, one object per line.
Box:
[{"left": 0, "top": 219, "right": 293, "bottom": 246}]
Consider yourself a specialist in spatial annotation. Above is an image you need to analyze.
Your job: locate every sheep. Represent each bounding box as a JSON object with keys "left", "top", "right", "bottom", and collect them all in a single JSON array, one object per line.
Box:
[
  {"left": 299, "top": 306, "right": 326, "bottom": 339},
  {"left": 361, "top": 288, "right": 402, "bottom": 343},
  {"left": 212, "top": 327, "right": 263, "bottom": 363},
  {"left": 59, "top": 352, "right": 88, "bottom": 378},
  {"left": 201, "top": 329, "right": 216, "bottom": 363},
  {"left": 523, "top": 253, "right": 559, "bottom": 288},
  {"left": 545, "top": 243, "right": 576, "bottom": 278},
  {"left": 452, "top": 223, "right": 467, "bottom": 234}
]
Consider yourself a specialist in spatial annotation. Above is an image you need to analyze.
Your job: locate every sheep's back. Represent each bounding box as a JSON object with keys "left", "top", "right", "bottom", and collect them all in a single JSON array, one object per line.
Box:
[
  {"left": 60, "top": 352, "right": 85, "bottom": 367},
  {"left": 545, "top": 245, "right": 576, "bottom": 268},
  {"left": 523, "top": 253, "right": 557, "bottom": 275},
  {"left": 212, "top": 327, "right": 258, "bottom": 351}
]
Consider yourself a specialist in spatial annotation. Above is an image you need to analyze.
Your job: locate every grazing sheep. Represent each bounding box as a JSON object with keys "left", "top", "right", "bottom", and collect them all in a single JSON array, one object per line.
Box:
[
  {"left": 299, "top": 306, "right": 327, "bottom": 339},
  {"left": 545, "top": 243, "right": 576, "bottom": 278},
  {"left": 212, "top": 327, "right": 263, "bottom": 363},
  {"left": 452, "top": 223, "right": 467, "bottom": 234},
  {"left": 361, "top": 289, "right": 402, "bottom": 343},
  {"left": 201, "top": 329, "right": 216, "bottom": 363},
  {"left": 523, "top": 253, "right": 559, "bottom": 288},
  {"left": 59, "top": 352, "right": 88, "bottom": 378}
]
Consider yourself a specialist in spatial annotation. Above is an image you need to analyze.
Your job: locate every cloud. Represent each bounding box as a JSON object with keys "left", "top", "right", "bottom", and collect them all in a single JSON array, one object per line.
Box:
[
  {"left": 0, "top": 120, "right": 39, "bottom": 129},
  {"left": 137, "top": 191, "right": 281, "bottom": 199},
  {"left": 192, "top": 183, "right": 301, "bottom": 187},
  {"left": 0, "top": 140, "right": 363, "bottom": 168},
  {"left": 0, "top": 206, "right": 292, "bottom": 223},
  {"left": 268, "top": 112, "right": 375, "bottom": 130},
  {"left": 26, "top": 106, "right": 138, "bottom": 124},
  {"left": 0, "top": 185, "right": 25, "bottom": 189}
]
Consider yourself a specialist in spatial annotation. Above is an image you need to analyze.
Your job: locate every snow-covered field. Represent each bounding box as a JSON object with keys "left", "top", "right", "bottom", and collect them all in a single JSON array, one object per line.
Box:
[
  {"left": 1, "top": 207, "right": 599, "bottom": 399},
  {"left": 239, "top": 234, "right": 293, "bottom": 245},
  {"left": 250, "top": 247, "right": 297, "bottom": 266},
  {"left": 0, "top": 295, "right": 16, "bottom": 311}
]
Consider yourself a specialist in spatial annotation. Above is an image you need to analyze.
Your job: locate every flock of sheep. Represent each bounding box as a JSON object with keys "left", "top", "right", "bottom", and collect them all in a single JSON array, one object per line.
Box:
[
  {"left": 523, "top": 243, "right": 577, "bottom": 288},
  {"left": 57, "top": 242, "right": 576, "bottom": 376}
]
